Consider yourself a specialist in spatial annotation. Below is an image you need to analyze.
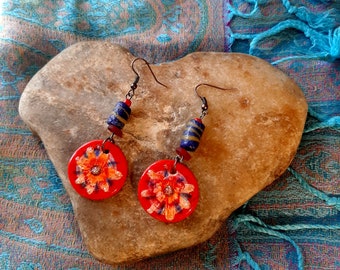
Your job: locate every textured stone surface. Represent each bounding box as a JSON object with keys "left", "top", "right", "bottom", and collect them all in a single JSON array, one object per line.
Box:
[{"left": 19, "top": 42, "right": 308, "bottom": 264}]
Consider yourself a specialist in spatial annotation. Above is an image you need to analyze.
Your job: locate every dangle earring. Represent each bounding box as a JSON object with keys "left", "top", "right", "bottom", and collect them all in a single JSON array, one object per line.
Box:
[
  {"left": 138, "top": 83, "right": 228, "bottom": 223},
  {"left": 68, "top": 58, "right": 167, "bottom": 200}
]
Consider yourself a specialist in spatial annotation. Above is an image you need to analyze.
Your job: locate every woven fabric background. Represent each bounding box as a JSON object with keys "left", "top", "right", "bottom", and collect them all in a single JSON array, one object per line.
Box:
[{"left": 0, "top": 0, "right": 339, "bottom": 269}]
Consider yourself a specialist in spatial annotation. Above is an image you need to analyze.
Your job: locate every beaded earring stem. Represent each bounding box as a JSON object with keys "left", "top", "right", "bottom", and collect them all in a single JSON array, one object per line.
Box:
[
  {"left": 138, "top": 83, "right": 228, "bottom": 223},
  {"left": 67, "top": 58, "right": 166, "bottom": 200}
]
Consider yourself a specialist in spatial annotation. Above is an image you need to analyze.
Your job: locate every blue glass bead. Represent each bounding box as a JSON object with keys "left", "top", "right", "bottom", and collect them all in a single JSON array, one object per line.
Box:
[
  {"left": 106, "top": 101, "right": 131, "bottom": 129},
  {"left": 180, "top": 118, "right": 205, "bottom": 152}
]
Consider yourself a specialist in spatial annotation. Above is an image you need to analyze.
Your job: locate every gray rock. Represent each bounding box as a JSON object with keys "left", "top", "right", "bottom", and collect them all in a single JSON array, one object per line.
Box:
[{"left": 19, "top": 42, "right": 308, "bottom": 264}]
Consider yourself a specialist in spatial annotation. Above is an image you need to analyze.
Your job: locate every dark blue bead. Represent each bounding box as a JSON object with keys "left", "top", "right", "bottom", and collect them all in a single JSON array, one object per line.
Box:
[
  {"left": 106, "top": 101, "right": 131, "bottom": 129},
  {"left": 180, "top": 140, "right": 199, "bottom": 152},
  {"left": 180, "top": 119, "right": 205, "bottom": 152}
]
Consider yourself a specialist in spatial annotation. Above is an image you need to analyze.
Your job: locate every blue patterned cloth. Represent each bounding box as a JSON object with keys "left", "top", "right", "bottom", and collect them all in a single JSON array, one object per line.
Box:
[{"left": 0, "top": 0, "right": 339, "bottom": 269}]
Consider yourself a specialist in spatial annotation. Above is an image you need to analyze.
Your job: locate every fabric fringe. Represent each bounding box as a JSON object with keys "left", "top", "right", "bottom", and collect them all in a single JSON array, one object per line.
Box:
[
  {"left": 228, "top": 0, "right": 339, "bottom": 63},
  {"left": 226, "top": 1, "right": 339, "bottom": 269},
  {"left": 281, "top": 0, "right": 336, "bottom": 31}
]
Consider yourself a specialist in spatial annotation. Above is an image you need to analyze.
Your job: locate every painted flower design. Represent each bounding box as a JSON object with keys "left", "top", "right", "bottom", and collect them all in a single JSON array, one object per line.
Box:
[
  {"left": 75, "top": 146, "right": 123, "bottom": 194},
  {"left": 140, "top": 168, "right": 195, "bottom": 221}
]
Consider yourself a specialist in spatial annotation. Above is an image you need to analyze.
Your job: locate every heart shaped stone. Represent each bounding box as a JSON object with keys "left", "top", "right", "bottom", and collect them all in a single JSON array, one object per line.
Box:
[{"left": 19, "top": 42, "right": 307, "bottom": 264}]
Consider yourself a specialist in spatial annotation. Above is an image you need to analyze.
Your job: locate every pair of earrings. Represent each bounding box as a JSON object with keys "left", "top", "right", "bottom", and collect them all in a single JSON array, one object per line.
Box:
[{"left": 68, "top": 58, "right": 225, "bottom": 223}]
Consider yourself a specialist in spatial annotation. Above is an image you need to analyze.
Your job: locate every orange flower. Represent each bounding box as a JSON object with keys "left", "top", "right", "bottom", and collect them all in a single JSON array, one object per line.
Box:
[
  {"left": 75, "top": 146, "right": 122, "bottom": 194},
  {"left": 140, "top": 169, "right": 195, "bottom": 221}
]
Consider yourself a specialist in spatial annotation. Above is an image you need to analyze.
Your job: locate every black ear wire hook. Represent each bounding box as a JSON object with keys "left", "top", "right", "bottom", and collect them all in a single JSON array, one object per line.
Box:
[
  {"left": 126, "top": 58, "right": 167, "bottom": 100},
  {"left": 194, "top": 83, "right": 232, "bottom": 119}
]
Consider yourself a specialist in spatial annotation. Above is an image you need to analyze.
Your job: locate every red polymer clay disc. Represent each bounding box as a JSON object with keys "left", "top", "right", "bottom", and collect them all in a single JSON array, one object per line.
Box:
[
  {"left": 138, "top": 159, "right": 199, "bottom": 223},
  {"left": 68, "top": 140, "right": 128, "bottom": 200}
]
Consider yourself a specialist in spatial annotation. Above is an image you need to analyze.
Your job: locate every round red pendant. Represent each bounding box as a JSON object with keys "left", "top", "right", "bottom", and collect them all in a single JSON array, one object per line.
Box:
[
  {"left": 68, "top": 140, "right": 128, "bottom": 200},
  {"left": 138, "top": 159, "right": 199, "bottom": 223}
]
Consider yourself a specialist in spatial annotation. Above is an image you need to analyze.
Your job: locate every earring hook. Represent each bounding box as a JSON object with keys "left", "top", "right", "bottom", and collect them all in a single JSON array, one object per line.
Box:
[
  {"left": 134, "top": 57, "right": 167, "bottom": 84},
  {"left": 194, "top": 83, "right": 233, "bottom": 119},
  {"left": 126, "top": 58, "right": 167, "bottom": 100}
]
